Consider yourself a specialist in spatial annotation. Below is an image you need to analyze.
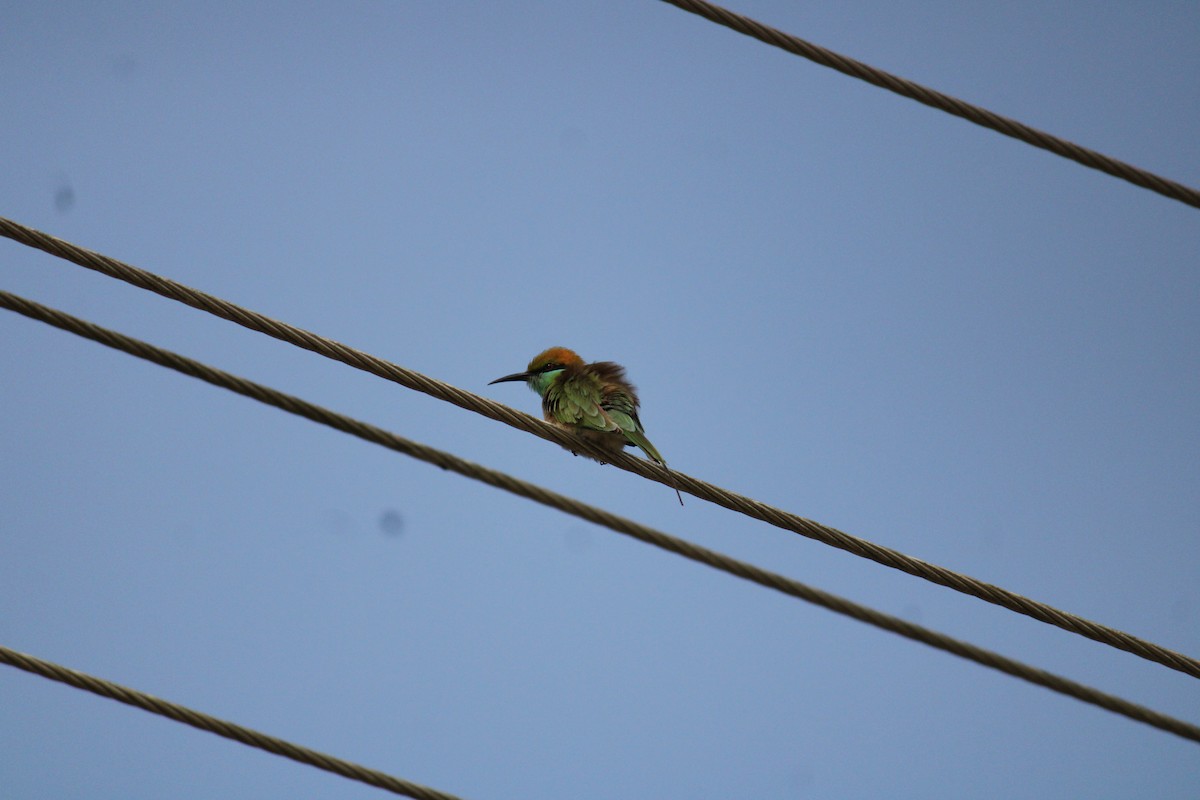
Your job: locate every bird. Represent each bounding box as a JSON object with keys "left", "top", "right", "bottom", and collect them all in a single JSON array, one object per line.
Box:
[{"left": 490, "top": 346, "right": 684, "bottom": 505}]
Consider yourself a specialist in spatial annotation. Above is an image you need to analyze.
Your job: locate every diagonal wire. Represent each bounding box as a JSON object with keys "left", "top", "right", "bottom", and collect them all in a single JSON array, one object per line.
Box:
[
  {"left": 657, "top": 0, "right": 1200, "bottom": 210},
  {"left": 2, "top": 217, "right": 1198, "bottom": 681},
  {"left": 0, "top": 644, "right": 469, "bottom": 800},
  {"left": 3, "top": 290, "right": 1199, "bottom": 745}
]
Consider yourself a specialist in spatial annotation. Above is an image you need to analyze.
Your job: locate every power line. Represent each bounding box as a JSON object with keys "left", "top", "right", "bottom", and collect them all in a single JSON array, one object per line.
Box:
[
  {"left": 657, "top": 0, "right": 1200, "bottom": 210},
  {"left": 3, "top": 216, "right": 1197, "bottom": 680},
  {"left": 0, "top": 644, "right": 470, "bottom": 800},
  {"left": 3, "top": 289, "right": 1198, "bottom": 745}
]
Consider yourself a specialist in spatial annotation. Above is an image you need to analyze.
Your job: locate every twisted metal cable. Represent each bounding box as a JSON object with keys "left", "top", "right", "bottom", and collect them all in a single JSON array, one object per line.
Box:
[
  {"left": 658, "top": 0, "right": 1200, "bottom": 210},
  {"left": 0, "top": 644, "right": 468, "bottom": 800},
  {"left": 3, "top": 217, "right": 1197, "bottom": 680},
  {"left": 3, "top": 291, "right": 1199, "bottom": 745}
]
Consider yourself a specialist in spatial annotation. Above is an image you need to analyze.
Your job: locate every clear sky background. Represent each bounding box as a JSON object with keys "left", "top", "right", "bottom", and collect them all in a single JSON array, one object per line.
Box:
[{"left": 2, "top": 2, "right": 1198, "bottom": 797}]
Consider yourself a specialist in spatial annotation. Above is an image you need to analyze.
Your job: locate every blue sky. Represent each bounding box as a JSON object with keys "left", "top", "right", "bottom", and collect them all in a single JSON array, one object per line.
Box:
[{"left": 2, "top": 2, "right": 1198, "bottom": 797}]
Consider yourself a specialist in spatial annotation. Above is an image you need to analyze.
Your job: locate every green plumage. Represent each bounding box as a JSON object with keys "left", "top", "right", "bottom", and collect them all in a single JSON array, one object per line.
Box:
[
  {"left": 542, "top": 360, "right": 658, "bottom": 460},
  {"left": 490, "top": 347, "right": 683, "bottom": 505}
]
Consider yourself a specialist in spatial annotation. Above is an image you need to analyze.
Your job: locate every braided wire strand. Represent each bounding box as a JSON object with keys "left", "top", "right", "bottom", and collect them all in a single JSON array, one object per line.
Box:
[
  {"left": 658, "top": 0, "right": 1200, "bottom": 209},
  {"left": 2, "top": 290, "right": 1199, "bottom": 745},
  {"left": 0, "top": 644, "right": 468, "bottom": 800},
  {"left": 2, "top": 216, "right": 1197, "bottom": 680}
]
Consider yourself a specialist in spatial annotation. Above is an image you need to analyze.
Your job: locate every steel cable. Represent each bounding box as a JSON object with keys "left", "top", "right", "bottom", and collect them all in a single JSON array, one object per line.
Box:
[
  {"left": 2, "top": 216, "right": 1197, "bottom": 680},
  {"left": 658, "top": 0, "right": 1200, "bottom": 210},
  {"left": 2, "top": 290, "right": 1199, "bottom": 744},
  {"left": 0, "top": 644, "right": 469, "bottom": 800}
]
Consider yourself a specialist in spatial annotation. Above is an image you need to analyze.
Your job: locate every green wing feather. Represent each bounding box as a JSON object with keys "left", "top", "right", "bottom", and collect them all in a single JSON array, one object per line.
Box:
[
  {"left": 619, "top": 425, "right": 665, "bottom": 465},
  {"left": 541, "top": 359, "right": 681, "bottom": 503},
  {"left": 560, "top": 372, "right": 614, "bottom": 431},
  {"left": 544, "top": 371, "right": 615, "bottom": 432},
  {"left": 543, "top": 361, "right": 670, "bottom": 466},
  {"left": 599, "top": 383, "right": 666, "bottom": 465}
]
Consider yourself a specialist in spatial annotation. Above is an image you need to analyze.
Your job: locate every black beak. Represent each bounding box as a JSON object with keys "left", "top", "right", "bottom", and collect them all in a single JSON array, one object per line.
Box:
[{"left": 489, "top": 371, "right": 531, "bottom": 385}]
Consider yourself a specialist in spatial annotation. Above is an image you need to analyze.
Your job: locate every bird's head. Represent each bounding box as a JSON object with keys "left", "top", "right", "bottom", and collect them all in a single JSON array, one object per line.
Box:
[{"left": 489, "top": 346, "right": 583, "bottom": 395}]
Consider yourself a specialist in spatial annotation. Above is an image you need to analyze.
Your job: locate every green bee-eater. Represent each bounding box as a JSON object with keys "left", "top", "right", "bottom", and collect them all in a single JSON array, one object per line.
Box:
[{"left": 490, "top": 346, "right": 683, "bottom": 505}]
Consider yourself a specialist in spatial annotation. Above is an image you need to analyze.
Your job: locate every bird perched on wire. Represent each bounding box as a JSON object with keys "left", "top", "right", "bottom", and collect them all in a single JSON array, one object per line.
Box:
[{"left": 490, "top": 346, "right": 683, "bottom": 505}]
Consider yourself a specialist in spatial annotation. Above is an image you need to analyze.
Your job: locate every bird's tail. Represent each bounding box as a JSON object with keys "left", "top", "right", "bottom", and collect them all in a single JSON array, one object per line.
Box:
[{"left": 624, "top": 430, "right": 685, "bottom": 506}]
